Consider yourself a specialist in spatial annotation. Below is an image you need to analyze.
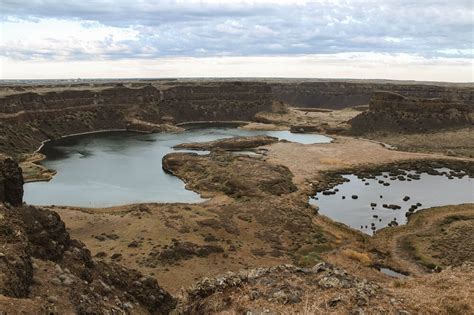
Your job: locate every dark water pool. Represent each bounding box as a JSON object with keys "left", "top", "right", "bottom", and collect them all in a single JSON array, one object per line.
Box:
[
  {"left": 24, "top": 128, "right": 331, "bottom": 207},
  {"left": 310, "top": 170, "right": 473, "bottom": 234}
]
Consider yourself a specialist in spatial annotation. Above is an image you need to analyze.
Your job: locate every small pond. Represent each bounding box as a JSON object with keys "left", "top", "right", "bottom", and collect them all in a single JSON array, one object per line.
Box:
[
  {"left": 310, "top": 169, "right": 474, "bottom": 234},
  {"left": 378, "top": 267, "right": 407, "bottom": 278},
  {"left": 24, "top": 128, "right": 331, "bottom": 207}
]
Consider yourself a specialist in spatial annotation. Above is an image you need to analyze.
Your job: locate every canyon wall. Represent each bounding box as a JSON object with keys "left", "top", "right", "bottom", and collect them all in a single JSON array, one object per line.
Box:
[
  {"left": 349, "top": 91, "right": 474, "bottom": 134},
  {"left": 270, "top": 81, "right": 474, "bottom": 109},
  {"left": 1, "top": 79, "right": 473, "bottom": 156},
  {"left": 0, "top": 81, "right": 272, "bottom": 156},
  {"left": 159, "top": 82, "right": 272, "bottom": 122},
  {"left": 0, "top": 82, "right": 272, "bottom": 120}
]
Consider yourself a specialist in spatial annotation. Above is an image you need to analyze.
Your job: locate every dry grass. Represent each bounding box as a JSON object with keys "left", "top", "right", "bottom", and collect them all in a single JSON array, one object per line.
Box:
[
  {"left": 341, "top": 249, "right": 372, "bottom": 266},
  {"left": 371, "top": 204, "right": 474, "bottom": 276},
  {"left": 300, "top": 292, "right": 345, "bottom": 315},
  {"left": 318, "top": 158, "right": 349, "bottom": 167},
  {"left": 173, "top": 262, "right": 474, "bottom": 314},
  {"left": 388, "top": 263, "right": 474, "bottom": 315},
  {"left": 18, "top": 152, "right": 57, "bottom": 182},
  {"left": 20, "top": 162, "right": 56, "bottom": 183},
  {"left": 370, "top": 127, "right": 474, "bottom": 158}
]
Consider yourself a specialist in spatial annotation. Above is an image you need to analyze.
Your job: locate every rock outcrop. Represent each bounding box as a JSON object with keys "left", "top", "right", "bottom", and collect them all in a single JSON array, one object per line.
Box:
[
  {"left": 162, "top": 151, "right": 297, "bottom": 197},
  {"left": 176, "top": 261, "right": 474, "bottom": 314},
  {"left": 0, "top": 157, "right": 176, "bottom": 314},
  {"left": 349, "top": 91, "right": 473, "bottom": 134},
  {"left": 0, "top": 154, "right": 23, "bottom": 206},
  {"left": 173, "top": 135, "right": 279, "bottom": 151},
  {"left": 179, "top": 262, "right": 381, "bottom": 314}
]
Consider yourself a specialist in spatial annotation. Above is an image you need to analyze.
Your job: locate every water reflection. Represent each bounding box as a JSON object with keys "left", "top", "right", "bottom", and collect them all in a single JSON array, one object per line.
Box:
[
  {"left": 310, "top": 170, "right": 473, "bottom": 234},
  {"left": 24, "top": 128, "right": 332, "bottom": 207}
]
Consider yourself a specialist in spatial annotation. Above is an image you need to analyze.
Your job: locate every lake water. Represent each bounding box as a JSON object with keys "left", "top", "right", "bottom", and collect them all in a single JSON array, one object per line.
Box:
[
  {"left": 310, "top": 170, "right": 474, "bottom": 234},
  {"left": 24, "top": 128, "right": 332, "bottom": 207}
]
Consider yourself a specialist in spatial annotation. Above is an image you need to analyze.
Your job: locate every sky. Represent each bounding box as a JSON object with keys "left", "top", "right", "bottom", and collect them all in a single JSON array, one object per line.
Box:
[{"left": 0, "top": 0, "right": 473, "bottom": 81}]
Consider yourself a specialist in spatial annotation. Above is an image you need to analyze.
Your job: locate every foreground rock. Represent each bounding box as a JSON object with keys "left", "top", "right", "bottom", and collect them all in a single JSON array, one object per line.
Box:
[
  {"left": 177, "top": 261, "right": 474, "bottom": 314},
  {"left": 0, "top": 157, "right": 176, "bottom": 314},
  {"left": 174, "top": 135, "right": 279, "bottom": 151},
  {"left": 0, "top": 202, "right": 176, "bottom": 314},
  {"left": 0, "top": 154, "right": 24, "bottom": 206},
  {"left": 179, "top": 262, "right": 379, "bottom": 313}
]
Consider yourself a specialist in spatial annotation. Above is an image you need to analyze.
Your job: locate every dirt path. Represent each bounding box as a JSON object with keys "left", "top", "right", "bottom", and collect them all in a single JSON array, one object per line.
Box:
[{"left": 372, "top": 204, "right": 474, "bottom": 275}]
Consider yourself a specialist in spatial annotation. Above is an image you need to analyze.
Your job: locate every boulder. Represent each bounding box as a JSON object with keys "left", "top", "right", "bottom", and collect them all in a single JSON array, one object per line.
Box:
[{"left": 0, "top": 155, "right": 24, "bottom": 206}]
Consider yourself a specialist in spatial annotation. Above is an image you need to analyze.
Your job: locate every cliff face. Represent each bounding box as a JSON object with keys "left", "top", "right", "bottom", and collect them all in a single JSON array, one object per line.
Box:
[
  {"left": 0, "top": 154, "right": 24, "bottom": 206},
  {"left": 0, "top": 156, "right": 176, "bottom": 313},
  {"left": 1, "top": 79, "right": 472, "bottom": 156},
  {"left": 0, "top": 82, "right": 272, "bottom": 156},
  {"left": 159, "top": 82, "right": 272, "bottom": 122},
  {"left": 349, "top": 91, "right": 474, "bottom": 134},
  {"left": 0, "top": 82, "right": 272, "bottom": 120},
  {"left": 271, "top": 82, "right": 474, "bottom": 109}
]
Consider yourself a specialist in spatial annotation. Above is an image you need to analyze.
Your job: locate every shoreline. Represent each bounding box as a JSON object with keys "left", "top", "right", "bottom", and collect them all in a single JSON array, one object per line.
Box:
[
  {"left": 25, "top": 122, "right": 327, "bottom": 184},
  {"left": 34, "top": 128, "right": 133, "bottom": 153},
  {"left": 176, "top": 120, "right": 249, "bottom": 128},
  {"left": 20, "top": 152, "right": 57, "bottom": 183},
  {"left": 26, "top": 128, "right": 147, "bottom": 184},
  {"left": 31, "top": 121, "right": 263, "bottom": 153}
]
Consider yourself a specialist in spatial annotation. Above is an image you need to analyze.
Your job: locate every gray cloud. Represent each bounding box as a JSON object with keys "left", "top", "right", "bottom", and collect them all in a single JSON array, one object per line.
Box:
[{"left": 1, "top": 0, "right": 473, "bottom": 60}]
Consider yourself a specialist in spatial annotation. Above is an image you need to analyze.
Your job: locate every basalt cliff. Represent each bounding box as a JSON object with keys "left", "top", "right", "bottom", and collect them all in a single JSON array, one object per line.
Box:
[
  {"left": 270, "top": 80, "right": 473, "bottom": 109},
  {"left": 0, "top": 157, "right": 176, "bottom": 314},
  {"left": 0, "top": 81, "right": 272, "bottom": 156},
  {"left": 0, "top": 155, "right": 23, "bottom": 206},
  {"left": 1, "top": 80, "right": 473, "bottom": 157},
  {"left": 349, "top": 91, "right": 473, "bottom": 134}
]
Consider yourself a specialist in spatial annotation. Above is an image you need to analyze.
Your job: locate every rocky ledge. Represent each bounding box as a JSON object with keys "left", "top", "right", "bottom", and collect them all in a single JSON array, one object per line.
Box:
[
  {"left": 0, "top": 202, "right": 177, "bottom": 314},
  {"left": 173, "top": 135, "right": 279, "bottom": 151},
  {"left": 349, "top": 91, "right": 473, "bottom": 134},
  {"left": 177, "top": 261, "right": 474, "bottom": 314},
  {"left": 0, "top": 157, "right": 176, "bottom": 314}
]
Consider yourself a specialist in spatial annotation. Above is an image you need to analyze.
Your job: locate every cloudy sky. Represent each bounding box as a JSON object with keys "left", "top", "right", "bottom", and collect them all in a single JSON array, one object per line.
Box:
[{"left": 1, "top": 0, "right": 472, "bottom": 81}]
